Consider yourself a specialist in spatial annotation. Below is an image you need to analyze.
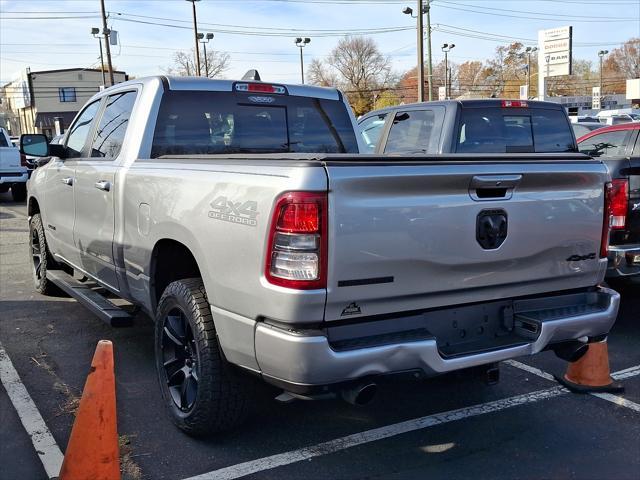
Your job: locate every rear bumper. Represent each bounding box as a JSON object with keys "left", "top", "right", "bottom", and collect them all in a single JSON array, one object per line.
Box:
[
  {"left": 254, "top": 287, "right": 620, "bottom": 390},
  {"left": 607, "top": 244, "right": 640, "bottom": 277},
  {"left": 0, "top": 171, "right": 28, "bottom": 184}
]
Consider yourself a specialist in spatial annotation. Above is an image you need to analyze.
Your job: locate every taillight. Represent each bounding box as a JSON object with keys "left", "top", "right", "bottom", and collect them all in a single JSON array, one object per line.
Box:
[
  {"left": 501, "top": 100, "right": 528, "bottom": 108},
  {"left": 609, "top": 178, "right": 628, "bottom": 230},
  {"left": 20, "top": 153, "right": 28, "bottom": 167},
  {"left": 235, "top": 83, "right": 286, "bottom": 94},
  {"left": 600, "top": 182, "right": 612, "bottom": 258},
  {"left": 265, "top": 191, "right": 327, "bottom": 289}
]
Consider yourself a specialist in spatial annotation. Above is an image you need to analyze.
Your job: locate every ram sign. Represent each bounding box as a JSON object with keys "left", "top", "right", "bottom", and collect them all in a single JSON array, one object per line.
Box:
[{"left": 538, "top": 26, "right": 572, "bottom": 99}]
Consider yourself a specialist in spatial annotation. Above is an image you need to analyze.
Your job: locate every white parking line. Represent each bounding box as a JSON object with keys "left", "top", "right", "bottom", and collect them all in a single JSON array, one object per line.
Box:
[
  {"left": 506, "top": 360, "right": 640, "bottom": 412},
  {"left": 0, "top": 341, "right": 64, "bottom": 479},
  {"left": 184, "top": 386, "right": 566, "bottom": 480},
  {"left": 185, "top": 363, "right": 640, "bottom": 480}
]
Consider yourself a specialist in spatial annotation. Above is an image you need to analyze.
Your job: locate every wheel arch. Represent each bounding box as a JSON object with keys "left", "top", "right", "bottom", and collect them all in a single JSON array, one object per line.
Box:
[
  {"left": 149, "top": 238, "right": 203, "bottom": 312},
  {"left": 28, "top": 195, "right": 40, "bottom": 217}
]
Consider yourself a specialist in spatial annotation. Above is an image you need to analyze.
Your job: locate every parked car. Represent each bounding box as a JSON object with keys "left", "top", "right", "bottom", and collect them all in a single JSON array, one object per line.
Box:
[
  {"left": 569, "top": 115, "right": 601, "bottom": 124},
  {"left": 0, "top": 127, "right": 28, "bottom": 201},
  {"left": 577, "top": 123, "right": 640, "bottom": 281},
  {"left": 359, "top": 99, "right": 577, "bottom": 154},
  {"left": 22, "top": 77, "right": 619, "bottom": 436},
  {"left": 572, "top": 121, "right": 605, "bottom": 139}
]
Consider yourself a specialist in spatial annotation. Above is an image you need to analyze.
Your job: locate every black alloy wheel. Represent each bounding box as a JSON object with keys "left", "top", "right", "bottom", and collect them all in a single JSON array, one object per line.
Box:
[{"left": 161, "top": 308, "right": 200, "bottom": 412}]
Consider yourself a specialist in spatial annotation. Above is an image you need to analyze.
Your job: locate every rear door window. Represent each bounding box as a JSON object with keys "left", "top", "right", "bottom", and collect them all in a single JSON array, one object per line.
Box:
[
  {"left": 359, "top": 113, "right": 387, "bottom": 152},
  {"left": 456, "top": 107, "right": 575, "bottom": 153},
  {"left": 90, "top": 90, "right": 137, "bottom": 159},
  {"left": 150, "top": 90, "right": 358, "bottom": 157},
  {"left": 383, "top": 108, "right": 445, "bottom": 154},
  {"left": 578, "top": 130, "right": 632, "bottom": 158}
]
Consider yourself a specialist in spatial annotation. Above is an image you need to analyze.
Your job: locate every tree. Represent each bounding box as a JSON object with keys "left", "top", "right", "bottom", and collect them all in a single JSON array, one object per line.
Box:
[
  {"left": 307, "top": 36, "right": 395, "bottom": 116},
  {"left": 165, "top": 48, "right": 230, "bottom": 78},
  {"left": 603, "top": 38, "right": 639, "bottom": 94}
]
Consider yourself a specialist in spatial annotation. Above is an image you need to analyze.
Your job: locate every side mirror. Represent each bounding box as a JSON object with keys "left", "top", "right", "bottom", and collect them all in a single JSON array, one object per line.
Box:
[{"left": 20, "top": 134, "right": 49, "bottom": 157}]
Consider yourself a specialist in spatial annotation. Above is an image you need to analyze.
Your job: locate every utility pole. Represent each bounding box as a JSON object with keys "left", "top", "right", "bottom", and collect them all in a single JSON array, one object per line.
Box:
[
  {"left": 295, "top": 37, "right": 311, "bottom": 84},
  {"left": 186, "top": 0, "right": 202, "bottom": 76},
  {"left": 425, "top": 0, "right": 433, "bottom": 101},
  {"left": 100, "top": 0, "right": 114, "bottom": 86},
  {"left": 416, "top": 0, "right": 425, "bottom": 102},
  {"left": 403, "top": 2, "right": 431, "bottom": 102}
]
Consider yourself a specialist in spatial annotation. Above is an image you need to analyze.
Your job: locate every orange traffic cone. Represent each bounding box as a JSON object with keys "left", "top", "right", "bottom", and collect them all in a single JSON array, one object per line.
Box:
[
  {"left": 556, "top": 339, "right": 624, "bottom": 393},
  {"left": 59, "top": 340, "right": 121, "bottom": 480}
]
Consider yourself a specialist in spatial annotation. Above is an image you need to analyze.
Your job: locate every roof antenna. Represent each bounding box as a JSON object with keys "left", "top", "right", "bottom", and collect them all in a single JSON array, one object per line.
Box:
[{"left": 241, "top": 69, "right": 261, "bottom": 81}]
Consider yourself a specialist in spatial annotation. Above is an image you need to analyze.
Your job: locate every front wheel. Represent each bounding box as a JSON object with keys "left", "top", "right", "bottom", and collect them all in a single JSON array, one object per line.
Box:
[
  {"left": 29, "top": 213, "right": 60, "bottom": 295},
  {"left": 155, "top": 278, "right": 250, "bottom": 436}
]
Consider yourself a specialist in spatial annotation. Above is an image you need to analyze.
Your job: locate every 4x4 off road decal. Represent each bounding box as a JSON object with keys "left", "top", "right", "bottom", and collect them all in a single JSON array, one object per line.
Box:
[{"left": 209, "top": 196, "right": 259, "bottom": 227}]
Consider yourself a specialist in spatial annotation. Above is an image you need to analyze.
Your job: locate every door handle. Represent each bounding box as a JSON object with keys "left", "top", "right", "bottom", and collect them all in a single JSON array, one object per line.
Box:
[
  {"left": 61, "top": 177, "right": 73, "bottom": 186},
  {"left": 470, "top": 175, "right": 522, "bottom": 189},
  {"left": 94, "top": 180, "right": 111, "bottom": 192}
]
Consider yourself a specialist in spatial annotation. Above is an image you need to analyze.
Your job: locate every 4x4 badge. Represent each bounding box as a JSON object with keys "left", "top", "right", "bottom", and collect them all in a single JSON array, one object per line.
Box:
[{"left": 341, "top": 302, "right": 362, "bottom": 316}]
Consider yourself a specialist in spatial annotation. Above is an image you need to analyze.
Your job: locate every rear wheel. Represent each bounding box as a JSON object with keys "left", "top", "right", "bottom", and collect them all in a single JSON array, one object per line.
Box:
[
  {"left": 155, "top": 278, "right": 250, "bottom": 436},
  {"left": 11, "top": 183, "right": 26, "bottom": 202},
  {"left": 29, "top": 213, "right": 59, "bottom": 295}
]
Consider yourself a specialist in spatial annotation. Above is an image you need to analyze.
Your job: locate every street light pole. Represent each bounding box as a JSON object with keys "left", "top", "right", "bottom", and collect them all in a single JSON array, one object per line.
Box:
[
  {"left": 91, "top": 28, "right": 106, "bottom": 87},
  {"left": 598, "top": 49, "right": 609, "bottom": 107},
  {"left": 199, "top": 33, "right": 214, "bottom": 77},
  {"left": 295, "top": 37, "right": 311, "bottom": 84},
  {"left": 441, "top": 43, "right": 455, "bottom": 99},
  {"left": 525, "top": 46, "right": 537, "bottom": 99},
  {"left": 186, "top": 0, "right": 202, "bottom": 76}
]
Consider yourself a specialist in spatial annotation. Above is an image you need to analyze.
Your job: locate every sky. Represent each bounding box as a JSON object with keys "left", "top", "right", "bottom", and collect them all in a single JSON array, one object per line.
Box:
[{"left": 0, "top": 0, "right": 639, "bottom": 85}]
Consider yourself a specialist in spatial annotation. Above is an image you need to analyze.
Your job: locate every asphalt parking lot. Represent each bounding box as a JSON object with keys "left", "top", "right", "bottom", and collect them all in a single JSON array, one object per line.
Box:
[{"left": 1, "top": 194, "right": 639, "bottom": 480}]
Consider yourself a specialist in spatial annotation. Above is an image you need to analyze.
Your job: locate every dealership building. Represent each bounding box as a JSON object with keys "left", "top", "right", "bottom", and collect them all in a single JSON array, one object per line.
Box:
[{"left": 0, "top": 67, "right": 128, "bottom": 138}]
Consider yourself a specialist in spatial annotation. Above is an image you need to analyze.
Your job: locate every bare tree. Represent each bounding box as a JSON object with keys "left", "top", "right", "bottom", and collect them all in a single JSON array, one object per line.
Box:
[
  {"left": 307, "top": 36, "right": 395, "bottom": 116},
  {"left": 307, "top": 58, "right": 339, "bottom": 87},
  {"left": 165, "top": 48, "right": 230, "bottom": 78}
]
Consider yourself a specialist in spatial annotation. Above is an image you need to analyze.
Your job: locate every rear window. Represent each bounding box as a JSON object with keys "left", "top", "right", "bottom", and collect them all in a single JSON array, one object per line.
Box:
[
  {"left": 0, "top": 132, "right": 8, "bottom": 147},
  {"left": 151, "top": 90, "right": 358, "bottom": 158},
  {"left": 456, "top": 107, "right": 576, "bottom": 153}
]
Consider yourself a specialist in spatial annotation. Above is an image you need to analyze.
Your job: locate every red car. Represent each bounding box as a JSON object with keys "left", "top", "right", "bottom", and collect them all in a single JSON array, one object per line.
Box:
[{"left": 577, "top": 123, "right": 640, "bottom": 281}]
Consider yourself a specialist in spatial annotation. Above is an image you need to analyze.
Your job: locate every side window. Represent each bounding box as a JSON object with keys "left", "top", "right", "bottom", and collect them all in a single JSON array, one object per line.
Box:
[
  {"left": 578, "top": 130, "right": 631, "bottom": 158},
  {"left": 384, "top": 108, "right": 445, "bottom": 154},
  {"left": 65, "top": 100, "right": 101, "bottom": 158},
  {"left": 90, "top": 91, "right": 137, "bottom": 159},
  {"left": 531, "top": 109, "right": 575, "bottom": 152},
  {"left": 359, "top": 114, "right": 387, "bottom": 152}
]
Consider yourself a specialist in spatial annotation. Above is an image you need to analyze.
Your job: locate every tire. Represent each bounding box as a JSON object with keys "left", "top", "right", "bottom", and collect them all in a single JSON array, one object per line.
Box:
[
  {"left": 11, "top": 183, "right": 26, "bottom": 202},
  {"left": 155, "top": 278, "right": 250, "bottom": 436},
  {"left": 29, "top": 213, "right": 60, "bottom": 295}
]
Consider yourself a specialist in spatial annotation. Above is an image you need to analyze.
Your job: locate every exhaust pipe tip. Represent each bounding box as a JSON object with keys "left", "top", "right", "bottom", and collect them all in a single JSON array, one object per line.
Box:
[{"left": 341, "top": 382, "right": 378, "bottom": 406}]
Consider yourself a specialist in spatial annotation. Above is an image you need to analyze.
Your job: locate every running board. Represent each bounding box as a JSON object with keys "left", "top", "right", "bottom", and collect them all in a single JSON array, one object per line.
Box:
[{"left": 46, "top": 270, "right": 133, "bottom": 327}]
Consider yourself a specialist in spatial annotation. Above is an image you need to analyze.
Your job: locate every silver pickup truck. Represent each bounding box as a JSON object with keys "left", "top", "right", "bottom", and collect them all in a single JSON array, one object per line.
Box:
[{"left": 21, "top": 76, "right": 620, "bottom": 436}]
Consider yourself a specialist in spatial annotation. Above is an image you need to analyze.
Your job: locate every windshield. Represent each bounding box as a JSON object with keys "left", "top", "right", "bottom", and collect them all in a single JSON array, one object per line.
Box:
[
  {"left": 456, "top": 107, "right": 576, "bottom": 153},
  {"left": 151, "top": 90, "right": 358, "bottom": 157}
]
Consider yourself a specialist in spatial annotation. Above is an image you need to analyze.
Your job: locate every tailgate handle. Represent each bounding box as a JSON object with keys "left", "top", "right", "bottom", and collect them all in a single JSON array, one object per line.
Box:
[{"left": 470, "top": 175, "right": 522, "bottom": 201}]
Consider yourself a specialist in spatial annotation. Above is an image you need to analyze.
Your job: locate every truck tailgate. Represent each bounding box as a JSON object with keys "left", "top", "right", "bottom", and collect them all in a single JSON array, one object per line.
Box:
[{"left": 324, "top": 156, "right": 609, "bottom": 321}]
